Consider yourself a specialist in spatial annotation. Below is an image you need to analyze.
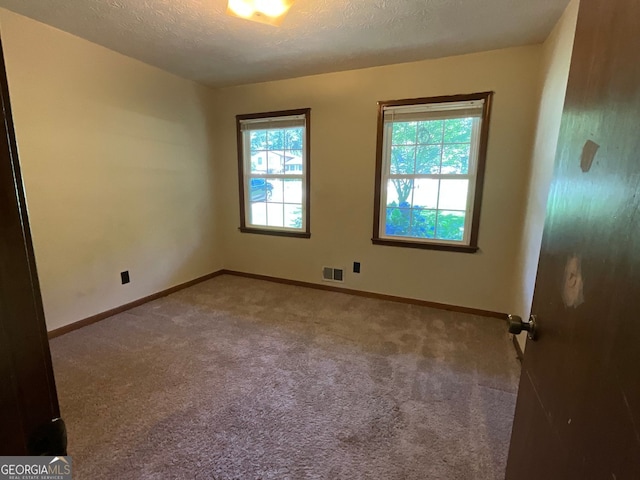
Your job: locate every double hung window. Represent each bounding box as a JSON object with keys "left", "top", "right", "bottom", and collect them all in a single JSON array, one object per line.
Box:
[
  {"left": 237, "top": 109, "right": 311, "bottom": 237},
  {"left": 373, "top": 92, "right": 493, "bottom": 252}
]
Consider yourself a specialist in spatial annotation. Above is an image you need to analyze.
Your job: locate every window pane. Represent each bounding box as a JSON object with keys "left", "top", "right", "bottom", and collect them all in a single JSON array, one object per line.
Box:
[
  {"left": 248, "top": 178, "right": 272, "bottom": 203},
  {"left": 250, "top": 150, "right": 268, "bottom": 174},
  {"left": 267, "top": 130, "right": 284, "bottom": 150},
  {"left": 415, "top": 145, "right": 442, "bottom": 174},
  {"left": 283, "top": 178, "right": 303, "bottom": 203},
  {"left": 250, "top": 202, "right": 267, "bottom": 226},
  {"left": 386, "top": 179, "right": 413, "bottom": 207},
  {"left": 285, "top": 128, "right": 303, "bottom": 150},
  {"left": 267, "top": 151, "right": 284, "bottom": 174},
  {"left": 250, "top": 130, "right": 267, "bottom": 150},
  {"left": 417, "top": 120, "right": 444, "bottom": 145},
  {"left": 267, "top": 203, "right": 284, "bottom": 227},
  {"left": 436, "top": 211, "right": 465, "bottom": 241},
  {"left": 268, "top": 179, "right": 282, "bottom": 203},
  {"left": 412, "top": 179, "right": 439, "bottom": 209},
  {"left": 385, "top": 207, "right": 411, "bottom": 236},
  {"left": 438, "top": 179, "right": 469, "bottom": 210},
  {"left": 444, "top": 118, "right": 473, "bottom": 144},
  {"left": 441, "top": 144, "right": 470, "bottom": 174},
  {"left": 411, "top": 209, "right": 437, "bottom": 239},
  {"left": 284, "top": 150, "right": 303, "bottom": 175},
  {"left": 392, "top": 122, "right": 417, "bottom": 145},
  {"left": 284, "top": 204, "right": 303, "bottom": 229},
  {"left": 390, "top": 146, "right": 416, "bottom": 174}
]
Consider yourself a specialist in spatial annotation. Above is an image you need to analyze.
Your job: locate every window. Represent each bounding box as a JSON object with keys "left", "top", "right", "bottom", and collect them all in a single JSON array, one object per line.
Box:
[
  {"left": 237, "top": 109, "right": 311, "bottom": 238},
  {"left": 372, "top": 92, "right": 493, "bottom": 252}
]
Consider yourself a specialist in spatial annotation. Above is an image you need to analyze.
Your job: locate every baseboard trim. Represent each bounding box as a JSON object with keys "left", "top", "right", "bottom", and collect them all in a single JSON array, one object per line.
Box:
[
  {"left": 49, "top": 269, "right": 508, "bottom": 339},
  {"left": 47, "top": 270, "right": 225, "bottom": 339},
  {"left": 220, "top": 269, "right": 508, "bottom": 320},
  {"left": 512, "top": 335, "right": 524, "bottom": 363}
]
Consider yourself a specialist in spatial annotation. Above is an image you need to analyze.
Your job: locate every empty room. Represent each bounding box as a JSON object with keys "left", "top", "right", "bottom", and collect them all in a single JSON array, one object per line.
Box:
[{"left": 2, "top": 0, "right": 639, "bottom": 478}]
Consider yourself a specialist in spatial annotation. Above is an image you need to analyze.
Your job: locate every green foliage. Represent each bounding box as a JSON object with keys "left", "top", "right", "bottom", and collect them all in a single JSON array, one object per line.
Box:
[
  {"left": 250, "top": 127, "right": 303, "bottom": 151},
  {"left": 388, "top": 118, "right": 473, "bottom": 203},
  {"left": 441, "top": 144, "right": 470, "bottom": 174},
  {"left": 443, "top": 118, "right": 472, "bottom": 143},
  {"left": 386, "top": 204, "right": 411, "bottom": 236},
  {"left": 390, "top": 146, "right": 415, "bottom": 174},
  {"left": 289, "top": 205, "right": 303, "bottom": 228},
  {"left": 412, "top": 209, "right": 437, "bottom": 238},
  {"left": 267, "top": 130, "right": 284, "bottom": 149},
  {"left": 392, "top": 122, "right": 418, "bottom": 145},
  {"left": 434, "top": 212, "right": 465, "bottom": 241},
  {"left": 385, "top": 202, "right": 464, "bottom": 241},
  {"left": 250, "top": 130, "right": 266, "bottom": 150},
  {"left": 418, "top": 120, "right": 444, "bottom": 144},
  {"left": 416, "top": 145, "right": 441, "bottom": 174}
]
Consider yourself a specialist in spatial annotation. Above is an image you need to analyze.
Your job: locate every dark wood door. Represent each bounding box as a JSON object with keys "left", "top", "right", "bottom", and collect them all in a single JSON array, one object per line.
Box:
[
  {"left": 0, "top": 37, "right": 66, "bottom": 455},
  {"left": 506, "top": 0, "right": 640, "bottom": 478}
]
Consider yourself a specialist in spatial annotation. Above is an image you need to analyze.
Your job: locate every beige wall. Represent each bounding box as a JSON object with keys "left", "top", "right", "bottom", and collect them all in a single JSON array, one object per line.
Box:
[
  {"left": 214, "top": 46, "right": 542, "bottom": 314},
  {"left": 512, "top": 0, "right": 579, "bottom": 350},
  {"left": 0, "top": 9, "right": 222, "bottom": 331},
  {"left": 1, "top": 6, "right": 576, "bottom": 331}
]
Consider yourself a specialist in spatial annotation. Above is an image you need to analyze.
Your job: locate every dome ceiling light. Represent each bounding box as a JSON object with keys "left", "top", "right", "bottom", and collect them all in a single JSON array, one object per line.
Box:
[{"left": 227, "top": 0, "right": 295, "bottom": 26}]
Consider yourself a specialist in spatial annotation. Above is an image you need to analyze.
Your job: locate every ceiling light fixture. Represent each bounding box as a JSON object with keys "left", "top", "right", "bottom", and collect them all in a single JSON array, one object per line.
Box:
[{"left": 227, "top": 0, "right": 295, "bottom": 26}]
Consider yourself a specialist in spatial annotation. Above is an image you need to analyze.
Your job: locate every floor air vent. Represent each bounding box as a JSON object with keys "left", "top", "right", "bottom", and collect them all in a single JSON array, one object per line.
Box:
[{"left": 322, "top": 267, "right": 344, "bottom": 283}]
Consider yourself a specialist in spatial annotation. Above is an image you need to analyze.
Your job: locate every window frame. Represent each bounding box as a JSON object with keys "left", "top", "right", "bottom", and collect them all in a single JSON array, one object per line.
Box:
[
  {"left": 236, "top": 108, "right": 311, "bottom": 238},
  {"left": 372, "top": 92, "right": 493, "bottom": 253}
]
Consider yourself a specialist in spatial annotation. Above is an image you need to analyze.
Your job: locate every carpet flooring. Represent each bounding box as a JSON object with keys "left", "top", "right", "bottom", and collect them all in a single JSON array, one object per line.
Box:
[{"left": 50, "top": 275, "right": 520, "bottom": 479}]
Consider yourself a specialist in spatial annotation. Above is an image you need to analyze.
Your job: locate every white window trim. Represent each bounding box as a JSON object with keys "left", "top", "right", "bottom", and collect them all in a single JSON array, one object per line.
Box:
[{"left": 379, "top": 115, "right": 481, "bottom": 245}]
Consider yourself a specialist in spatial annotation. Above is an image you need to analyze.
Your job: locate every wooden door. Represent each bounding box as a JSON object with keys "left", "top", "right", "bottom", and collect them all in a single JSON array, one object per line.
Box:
[
  {"left": 0, "top": 37, "right": 66, "bottom": 455},
  {"left": 506, "top": 0, "right": 640, "bottom": 478}
]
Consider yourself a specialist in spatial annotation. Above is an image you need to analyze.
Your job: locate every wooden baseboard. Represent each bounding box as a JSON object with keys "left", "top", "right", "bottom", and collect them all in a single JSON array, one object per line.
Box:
[
  {"left": 47, "top": 270, "right": 225, "bottom": 339},
  {"left": 512, "top": 334, "right": 525, "bottom": 362},
  {"left": 48, "top": 269, "right": 509, "bottom": 339},
  {"left": 220, "top": 269, "right": 508, "bottom": 320}
]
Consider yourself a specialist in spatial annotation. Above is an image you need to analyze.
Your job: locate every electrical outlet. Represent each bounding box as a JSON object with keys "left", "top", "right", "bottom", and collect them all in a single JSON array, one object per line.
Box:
[
  {"left": 353, "top": 262, "right": 361, "bottom": 273},
  {"left": 121, "top": 271, "right": 130, "bottom": 285}
]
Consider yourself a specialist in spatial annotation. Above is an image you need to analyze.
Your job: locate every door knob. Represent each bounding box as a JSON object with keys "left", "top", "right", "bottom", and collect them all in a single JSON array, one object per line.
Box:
[{"left": 508, "top": 314, "right": 537, "bottom": 341}]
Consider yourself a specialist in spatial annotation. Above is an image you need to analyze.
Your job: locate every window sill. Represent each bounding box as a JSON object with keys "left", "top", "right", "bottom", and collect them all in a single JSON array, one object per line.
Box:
[
  {"left": 239, "top": 227, "right": 311, "bottom": 239},
  {"left": 371, "top": 237, "right": 479, "bottom": 253}
]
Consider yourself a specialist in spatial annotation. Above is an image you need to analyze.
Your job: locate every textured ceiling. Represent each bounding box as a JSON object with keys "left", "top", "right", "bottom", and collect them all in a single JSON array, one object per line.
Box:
[{"left": 0, "top": 0, "right": 570, "bottom": 87}]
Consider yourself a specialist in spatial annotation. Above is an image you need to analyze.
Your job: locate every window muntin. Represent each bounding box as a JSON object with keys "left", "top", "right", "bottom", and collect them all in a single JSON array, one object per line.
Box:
[
  {"left": 237, "top": 109, "right": 310, "bottom": 237},
  {"left": 373, "top": 93, "right": 492, "bottom": 251}
]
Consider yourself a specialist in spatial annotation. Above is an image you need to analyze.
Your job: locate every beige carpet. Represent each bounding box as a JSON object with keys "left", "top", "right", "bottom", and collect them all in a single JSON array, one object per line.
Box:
[{"left": 50, "top": 275, "right": 520, "bottom": 479}]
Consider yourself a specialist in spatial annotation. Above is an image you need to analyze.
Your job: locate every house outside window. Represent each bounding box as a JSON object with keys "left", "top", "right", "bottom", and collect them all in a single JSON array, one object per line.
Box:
[
  {"left": 236, "top": 109, "right": 311, "bottom": 238},
  {"left": 372, "top": 92, "right": 493, "bottom": 253}
]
